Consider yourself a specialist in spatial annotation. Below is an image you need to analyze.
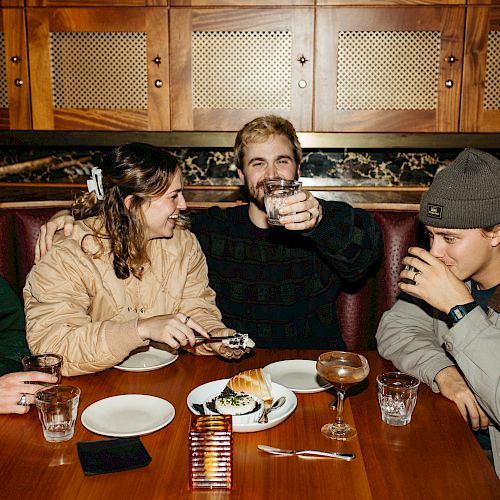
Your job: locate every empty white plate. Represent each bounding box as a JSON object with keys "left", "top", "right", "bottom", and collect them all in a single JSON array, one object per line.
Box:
[
  {"left": 263, "top": 359, "right": 332, "bottom": 393},
  {"left": 81, "top": 394, "right": 175, "bottom": 437},
  {"left": 114, "top": 346, "right": 178, "bottom": 372}
]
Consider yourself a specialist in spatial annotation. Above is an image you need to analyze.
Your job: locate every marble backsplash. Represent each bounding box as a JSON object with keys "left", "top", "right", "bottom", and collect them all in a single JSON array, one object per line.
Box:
[{"left": 0, "top": 146, "right": 498, "bottom": 187}]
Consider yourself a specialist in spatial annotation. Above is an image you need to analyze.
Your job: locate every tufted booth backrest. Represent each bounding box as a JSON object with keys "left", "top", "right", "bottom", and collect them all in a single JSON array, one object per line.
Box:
[
  {"left": 338, "top": 210, "right": 422, "bottom": 350},
  {"left": 0, "top": 207, "right": 63, "bottom": 297},
  {"left": 0, "top": 204, "right": 421, "bottom": 350}
]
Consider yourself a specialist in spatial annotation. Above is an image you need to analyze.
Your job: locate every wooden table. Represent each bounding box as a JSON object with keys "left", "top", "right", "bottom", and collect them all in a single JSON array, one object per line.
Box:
[{"left": 1, "top": 350, "right": 498, "bottom": 499}]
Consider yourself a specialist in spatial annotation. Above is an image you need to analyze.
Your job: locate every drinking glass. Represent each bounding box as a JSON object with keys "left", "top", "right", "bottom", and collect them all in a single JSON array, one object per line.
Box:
[
  {"left": 316, "top": 351, "right": 369, "bottom": 440},
  {"left": 263, "top": 179, "right": 302, "bottom": 226},
  {"left": 35, "top": 385, "right": 81, "bottom": 442},
  {"left": 22, "top": 354, "right": 63, "bottom": 384}
]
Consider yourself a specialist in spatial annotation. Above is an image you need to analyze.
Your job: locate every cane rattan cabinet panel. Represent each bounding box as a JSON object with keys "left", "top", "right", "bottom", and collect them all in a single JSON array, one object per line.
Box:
[
  {"left": 0, "top": 9, "right": 31, "bottom": 129},
  {"left": 26, "top": 8, "right": 170, "bottom": 131},
  {"left": 170, "top": 8, "right": 314, "bottom": 131},
  {"left": 315, "top": 6, "right": 465, "bottom": 132},
  {"left": 460, "top": 6, "right": 500, "bottom": 131}
]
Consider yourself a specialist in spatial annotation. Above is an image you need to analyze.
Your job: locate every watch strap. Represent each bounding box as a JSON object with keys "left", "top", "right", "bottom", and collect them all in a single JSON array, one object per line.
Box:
[{"left": 448, "top": 302, "right": 479, "bottom": 324}]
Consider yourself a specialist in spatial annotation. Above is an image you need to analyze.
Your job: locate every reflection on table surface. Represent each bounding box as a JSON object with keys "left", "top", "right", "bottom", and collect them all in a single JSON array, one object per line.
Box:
[{"left": 1, "top": 349, "right": 498, "bottom": 499}]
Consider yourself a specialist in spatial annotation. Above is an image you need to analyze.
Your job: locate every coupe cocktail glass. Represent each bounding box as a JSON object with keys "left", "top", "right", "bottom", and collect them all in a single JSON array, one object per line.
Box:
[{"left": 316, "top": 351, "right": 369, "bottom": 440}]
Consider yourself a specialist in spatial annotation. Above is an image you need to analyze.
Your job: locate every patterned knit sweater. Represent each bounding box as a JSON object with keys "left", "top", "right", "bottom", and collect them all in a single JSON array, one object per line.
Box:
[{"left": 191, "top": 200, "right": 383, "bottom": 349}]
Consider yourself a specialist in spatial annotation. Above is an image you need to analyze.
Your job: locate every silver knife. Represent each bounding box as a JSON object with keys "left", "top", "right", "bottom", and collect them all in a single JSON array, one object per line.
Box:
[{"left": 257, "top": 444, "right": 355, "bottom": 461}]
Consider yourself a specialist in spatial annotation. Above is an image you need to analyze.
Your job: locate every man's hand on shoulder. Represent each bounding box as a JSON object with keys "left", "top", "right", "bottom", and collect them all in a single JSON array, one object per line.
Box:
[
  {"left": 435, "top": 366, "right": 490, "bottom": 430},
  {"left": 35, "top": 209, "right": 75, "bottom": 263}
]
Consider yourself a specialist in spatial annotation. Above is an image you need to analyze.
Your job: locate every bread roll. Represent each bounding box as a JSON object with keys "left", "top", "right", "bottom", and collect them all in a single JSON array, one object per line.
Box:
[{"left": 227, "top": 369, "right": 272, "bottom": 405}]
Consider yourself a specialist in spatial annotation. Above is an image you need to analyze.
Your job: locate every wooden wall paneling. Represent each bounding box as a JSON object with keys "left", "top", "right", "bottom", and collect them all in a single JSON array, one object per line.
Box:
[
  {"left": 26, "top": 10, "right": 55, "bottom": 130},
  {"left": 2, "top": 9, "right": 31, "bottom": 129},
  {"left": 170, "top": 1, "right": 313, "bottom": 5},
  {"left": 26, "top": 1, "right": 168, "bottom": 6},
  {"left": 317, "top": 0, "right": 465, "bottom": 4},
  {"left": 170, "top": 8, "right": 194, "bottom": 130},
  {"left": 27, "top": 8, "right": 169, "bottom": 131},
  {"left": 467, "top": 0, "right": 500, "bottom": 4},
  {"left": 460, "top": 6, "right": 500, "bottom": 131},
  {"left": 147, "top": 8, "right": 170, "bottom": 130},
  {"left": 315, "top": 6, "right": 465, "bottom": 132},
  {"left": 170, "top": 8, "right": 314, "bottom": 131}
]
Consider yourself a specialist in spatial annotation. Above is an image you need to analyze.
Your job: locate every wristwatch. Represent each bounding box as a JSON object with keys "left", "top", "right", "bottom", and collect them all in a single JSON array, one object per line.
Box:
[{"left": 448, "top": 301, "right": 479, "bottom": 324}]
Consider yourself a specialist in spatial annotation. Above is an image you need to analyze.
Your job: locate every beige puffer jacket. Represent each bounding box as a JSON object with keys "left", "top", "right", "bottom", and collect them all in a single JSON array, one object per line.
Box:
[{"left": 24, "top": 217, "right": 226, "bottom": 376}]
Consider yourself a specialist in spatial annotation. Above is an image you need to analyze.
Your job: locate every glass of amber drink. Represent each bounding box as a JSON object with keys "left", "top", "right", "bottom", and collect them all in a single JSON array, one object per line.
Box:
[{"left": 316, "top": 351, "right": 369, "bottom": 440}]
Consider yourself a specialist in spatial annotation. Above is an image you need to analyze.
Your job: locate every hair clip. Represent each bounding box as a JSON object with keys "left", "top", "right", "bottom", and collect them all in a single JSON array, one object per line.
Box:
[{"left": 87, "top": 167, "right": 104, "bottom": 200}]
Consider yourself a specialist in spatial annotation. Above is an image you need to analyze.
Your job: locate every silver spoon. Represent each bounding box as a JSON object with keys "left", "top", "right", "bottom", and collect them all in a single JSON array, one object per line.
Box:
[{"left": 258, "top": 396, "right": 286, "bottom": 424}]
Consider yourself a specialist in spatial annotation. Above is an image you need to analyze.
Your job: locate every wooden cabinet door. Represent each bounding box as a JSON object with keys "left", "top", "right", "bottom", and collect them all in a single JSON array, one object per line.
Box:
[
  {"left": 317, "top": 0, "right": 464, "bottom": 4},
  {"left": 27, "top": 1, "right": 168, "bottom": 5},
  {"left": 170, "top": 1, "right": 312, "bottom": 5},
  {"left": 0, "top": 9, "right": 31, "bottom": 129},
  {"left": 467, "top": 0, "right": 500, "bottom": 4},
  {"left": 27, "top": 8, "right": 169, "bottom": 130},
  {"left": 170, "top": 8, "right": 314, "bottom": 131},
  {"left": 315, "top": 7, "right": 465, "bottom": 132},
  {"left": 460, "top": 7, "right": 500, "bottom": 132}
]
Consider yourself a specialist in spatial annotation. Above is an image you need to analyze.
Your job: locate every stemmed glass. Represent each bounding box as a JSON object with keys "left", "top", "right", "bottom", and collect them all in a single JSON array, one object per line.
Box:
[{"left": 316, "top": 351, "right": 369, "bottom": 440}]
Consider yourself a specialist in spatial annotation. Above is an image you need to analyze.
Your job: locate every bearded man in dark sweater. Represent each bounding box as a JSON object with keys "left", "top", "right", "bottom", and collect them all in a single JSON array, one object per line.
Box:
[{"left": 36, "top": 116, "right": 383, "bottom": 349}]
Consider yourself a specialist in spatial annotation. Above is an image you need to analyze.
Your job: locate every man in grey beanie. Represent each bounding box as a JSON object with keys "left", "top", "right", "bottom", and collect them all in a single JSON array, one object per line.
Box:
[{"left": 376, "top": 148, "right": 500, "bottom": 477}]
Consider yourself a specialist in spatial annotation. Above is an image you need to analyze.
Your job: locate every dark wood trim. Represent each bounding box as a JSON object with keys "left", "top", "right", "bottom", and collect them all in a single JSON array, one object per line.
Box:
[{"left": 0, "top": 131, "right": 499, "bottom": 148}]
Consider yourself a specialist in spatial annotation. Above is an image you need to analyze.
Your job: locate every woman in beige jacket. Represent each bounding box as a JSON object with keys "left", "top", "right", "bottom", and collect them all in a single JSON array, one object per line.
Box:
[{"left": 24, "top": 143, "right": 247, "bottom": 376}]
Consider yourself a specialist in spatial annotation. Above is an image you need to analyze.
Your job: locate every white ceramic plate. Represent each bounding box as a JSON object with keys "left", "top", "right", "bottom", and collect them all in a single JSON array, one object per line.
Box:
[
  {"left": 81, "top": 394, "right": 175, "bottom": 437},
  {"left": 263, "top": 359, "right": 332, "bottom": 394},
  {"left": 114, "top": 346, "right": 178, "bottom": 372},
  {"left": 187, "top": 378, "right": 297, "bottom": 433}
]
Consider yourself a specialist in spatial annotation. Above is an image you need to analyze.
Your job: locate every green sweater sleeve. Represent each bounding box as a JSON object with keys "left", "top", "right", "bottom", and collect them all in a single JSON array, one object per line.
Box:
[{"left": 0, "top": 277, "right": 30, "bottom": 375}]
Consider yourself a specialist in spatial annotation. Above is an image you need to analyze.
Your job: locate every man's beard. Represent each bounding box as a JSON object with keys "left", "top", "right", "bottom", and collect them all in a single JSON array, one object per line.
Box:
[
  {"left": 244, "top": 175, "right": 300, "bottom": 212},
  {"left": 245, "top": 180, "right": 267, "bottom": 212}
]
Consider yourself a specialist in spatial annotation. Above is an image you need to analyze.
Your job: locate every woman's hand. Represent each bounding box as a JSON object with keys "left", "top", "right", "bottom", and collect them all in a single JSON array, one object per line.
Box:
[
  {"left": 194, "top": 328, "right": 250, "bottom": 360},
  {"left": 0, "top": 371, "right": 58, "bottom": 414},
  {"left": 137, "top": 313, "right": 209, "bottom": 350}
]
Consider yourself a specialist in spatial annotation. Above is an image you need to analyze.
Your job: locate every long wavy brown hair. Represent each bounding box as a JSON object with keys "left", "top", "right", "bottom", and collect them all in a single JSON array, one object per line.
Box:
[{"left": 71, "top": 143, "right": 183, "bottom": 280}]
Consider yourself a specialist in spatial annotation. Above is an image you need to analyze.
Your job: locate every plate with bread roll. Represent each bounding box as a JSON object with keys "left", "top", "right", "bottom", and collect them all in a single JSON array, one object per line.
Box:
[{"left": 187, "top": 369, "right": 297, "bottom": 432}]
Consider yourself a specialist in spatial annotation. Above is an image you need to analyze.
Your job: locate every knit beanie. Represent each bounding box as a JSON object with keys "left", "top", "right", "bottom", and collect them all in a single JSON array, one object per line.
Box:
[{"left": 419, "top": 148, "right": 500, "bottom": 229}]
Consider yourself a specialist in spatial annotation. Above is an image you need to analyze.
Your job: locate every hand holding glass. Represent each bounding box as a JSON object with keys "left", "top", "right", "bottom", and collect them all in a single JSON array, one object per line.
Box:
[
  {"left": 264, "top": 180, "right": 302, "bottom": 226},
  {"left": 22, "top": 354, "right": 63, "bottom": 384},
  {"left": 316, "top": 351, "right": 369, "bottom": 440}
]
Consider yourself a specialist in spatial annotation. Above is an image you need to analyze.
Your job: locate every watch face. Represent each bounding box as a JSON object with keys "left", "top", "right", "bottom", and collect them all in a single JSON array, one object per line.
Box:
[{"left": 449, "top": 302, "right": 477, "bottom": 323}]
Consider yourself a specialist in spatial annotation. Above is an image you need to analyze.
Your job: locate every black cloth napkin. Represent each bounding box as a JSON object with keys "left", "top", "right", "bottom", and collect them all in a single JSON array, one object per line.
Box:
[{"left": 77, "top": 437, "right": 152, "bottom": 476}]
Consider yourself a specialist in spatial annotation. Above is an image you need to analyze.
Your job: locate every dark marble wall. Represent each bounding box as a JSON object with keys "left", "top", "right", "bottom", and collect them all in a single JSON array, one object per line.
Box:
[{"left": 0, "top": 146, "right": 498, "bottom": 187}]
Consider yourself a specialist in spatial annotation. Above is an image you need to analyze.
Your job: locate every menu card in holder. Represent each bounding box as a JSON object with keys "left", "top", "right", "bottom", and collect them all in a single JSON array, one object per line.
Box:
[{"left": 189, "top": 415, "right": 232, "bottom": 489}]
